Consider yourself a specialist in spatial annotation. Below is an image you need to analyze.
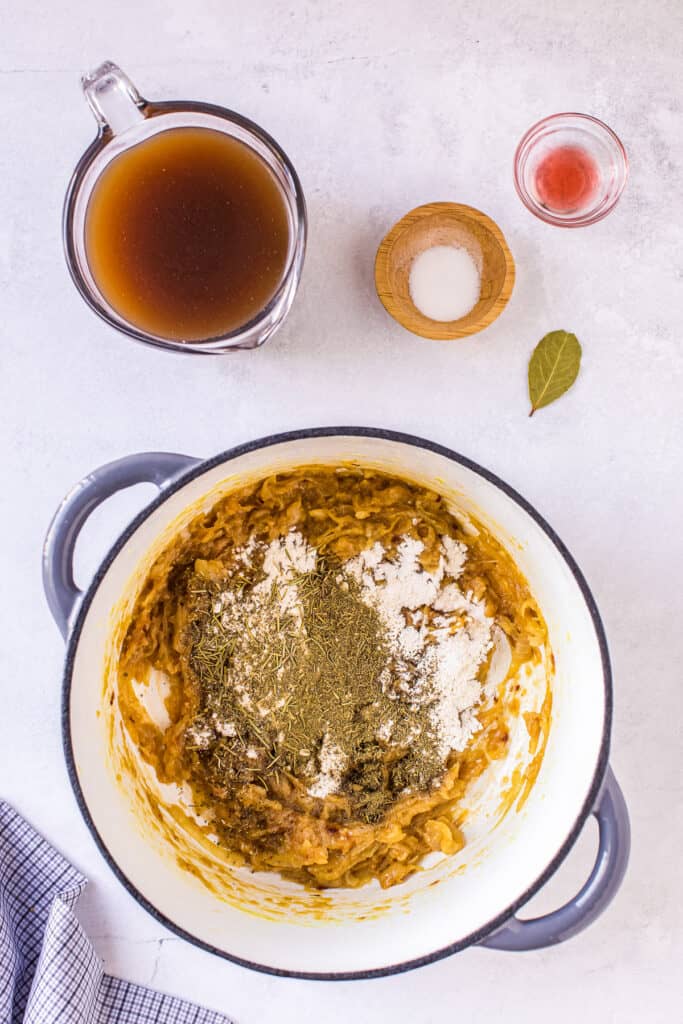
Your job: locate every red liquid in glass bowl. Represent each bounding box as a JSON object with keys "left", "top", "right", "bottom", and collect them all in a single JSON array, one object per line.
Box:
[{"left": 534, "top": 145, "right": 600, "bottom": 213}]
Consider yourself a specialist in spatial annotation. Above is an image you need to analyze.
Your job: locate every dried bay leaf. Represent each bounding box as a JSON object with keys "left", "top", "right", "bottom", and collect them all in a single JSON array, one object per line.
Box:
[{"left": 528, "top": 330, "right": 582, "bottom": 416}]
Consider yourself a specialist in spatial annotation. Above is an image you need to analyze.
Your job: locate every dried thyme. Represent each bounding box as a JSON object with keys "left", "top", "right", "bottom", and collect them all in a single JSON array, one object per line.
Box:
[{"left": 184, "top": 541, "right": 445, "bottom": 822}]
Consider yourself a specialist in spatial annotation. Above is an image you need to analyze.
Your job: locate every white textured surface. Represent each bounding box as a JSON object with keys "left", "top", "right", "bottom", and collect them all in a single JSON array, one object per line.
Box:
[{"left": 0, "top": 1, "right": 681, "bottom": 1021}]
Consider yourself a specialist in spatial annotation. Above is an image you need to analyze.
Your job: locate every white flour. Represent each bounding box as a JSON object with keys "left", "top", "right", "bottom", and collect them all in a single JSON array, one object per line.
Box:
[
  {"left": 252, "top": 530, "right": 316, "bottom": 622},
  {"left": 346, "top": 535, "right": 494, "bottom": 755},
  {"left": 307, "top": 732, "right": 346, "bottom": 798}
]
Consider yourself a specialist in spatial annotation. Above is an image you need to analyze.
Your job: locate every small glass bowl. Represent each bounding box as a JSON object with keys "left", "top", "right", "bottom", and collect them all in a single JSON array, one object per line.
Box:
[{"left": 513, "top": 113, "right": 628, "bottom": 228}]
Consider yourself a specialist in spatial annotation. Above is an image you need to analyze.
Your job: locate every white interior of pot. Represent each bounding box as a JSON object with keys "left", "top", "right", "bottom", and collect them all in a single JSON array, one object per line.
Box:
[{"left": 67, "top": 435, "right": 606, "bottom": 973}]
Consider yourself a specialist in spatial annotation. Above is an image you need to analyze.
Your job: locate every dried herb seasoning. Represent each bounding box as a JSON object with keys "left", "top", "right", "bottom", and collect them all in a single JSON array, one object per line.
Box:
[{"left": 185, "top": 547, "right": 444, "bottom": 822}]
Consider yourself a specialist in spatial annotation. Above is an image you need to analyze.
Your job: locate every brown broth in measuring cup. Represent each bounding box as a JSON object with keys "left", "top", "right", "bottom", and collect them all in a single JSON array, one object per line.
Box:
[{"left": 84, "top": 127, "right": 290, "bottom": 342}]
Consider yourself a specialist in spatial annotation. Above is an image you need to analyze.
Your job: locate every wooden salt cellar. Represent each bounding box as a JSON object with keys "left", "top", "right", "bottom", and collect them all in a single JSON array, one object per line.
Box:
[{"left": 374, "top": 202, "right": 515, "bottom": 340}]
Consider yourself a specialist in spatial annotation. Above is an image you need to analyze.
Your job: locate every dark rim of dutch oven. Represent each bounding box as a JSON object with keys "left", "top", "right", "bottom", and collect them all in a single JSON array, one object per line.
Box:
[{"left": 60, "top": 426, "right": 612, "bottom": 981}]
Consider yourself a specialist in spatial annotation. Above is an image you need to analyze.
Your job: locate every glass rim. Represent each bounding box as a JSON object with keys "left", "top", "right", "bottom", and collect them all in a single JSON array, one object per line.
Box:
[
  {"left": 513, "top": 112, "right": 628, "bottom": 228},
  {"left": 63, "top": 99, "right": 307, "bottom": 354}
]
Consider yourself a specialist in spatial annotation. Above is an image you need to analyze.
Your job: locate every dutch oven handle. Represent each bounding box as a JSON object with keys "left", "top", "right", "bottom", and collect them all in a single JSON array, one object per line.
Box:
[
  {"left": 43, "top": 452, "right": 200, "bottom": 639},
  {"left": 481, "top": 766, "right": 630, "bottom": 951}
]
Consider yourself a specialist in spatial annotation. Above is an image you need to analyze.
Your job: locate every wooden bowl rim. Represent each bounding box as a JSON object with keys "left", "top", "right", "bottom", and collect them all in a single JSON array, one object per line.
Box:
[{"left": 374, "top": 202, "right": 516, "bottom": 341}]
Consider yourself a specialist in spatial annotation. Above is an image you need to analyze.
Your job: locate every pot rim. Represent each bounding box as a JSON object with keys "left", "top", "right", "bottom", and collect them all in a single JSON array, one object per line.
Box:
[{"left": 61, "top": 426, "right": 612, "bottom": 979}]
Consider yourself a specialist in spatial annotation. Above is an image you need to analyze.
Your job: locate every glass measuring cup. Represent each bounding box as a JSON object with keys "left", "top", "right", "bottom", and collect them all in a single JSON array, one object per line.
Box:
[{"left": 63, "top": 62, "right": 307, "bottom": 353}]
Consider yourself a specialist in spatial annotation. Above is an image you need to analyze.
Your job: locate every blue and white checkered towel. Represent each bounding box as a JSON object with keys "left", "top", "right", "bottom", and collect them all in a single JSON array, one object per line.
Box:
[{"left": 0, "top": 803, "right": 234, "bottom": 1024}]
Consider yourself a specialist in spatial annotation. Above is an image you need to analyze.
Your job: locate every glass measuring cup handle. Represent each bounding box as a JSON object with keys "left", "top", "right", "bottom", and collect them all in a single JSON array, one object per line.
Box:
[{"left": 81, "top": 61, "right": 147, "bottom": 135}]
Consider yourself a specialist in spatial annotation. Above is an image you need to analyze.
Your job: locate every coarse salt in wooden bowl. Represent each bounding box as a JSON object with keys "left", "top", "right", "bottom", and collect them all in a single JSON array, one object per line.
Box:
[{"left": 374, "top": 202, "right": 516, "bottom": 340}]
